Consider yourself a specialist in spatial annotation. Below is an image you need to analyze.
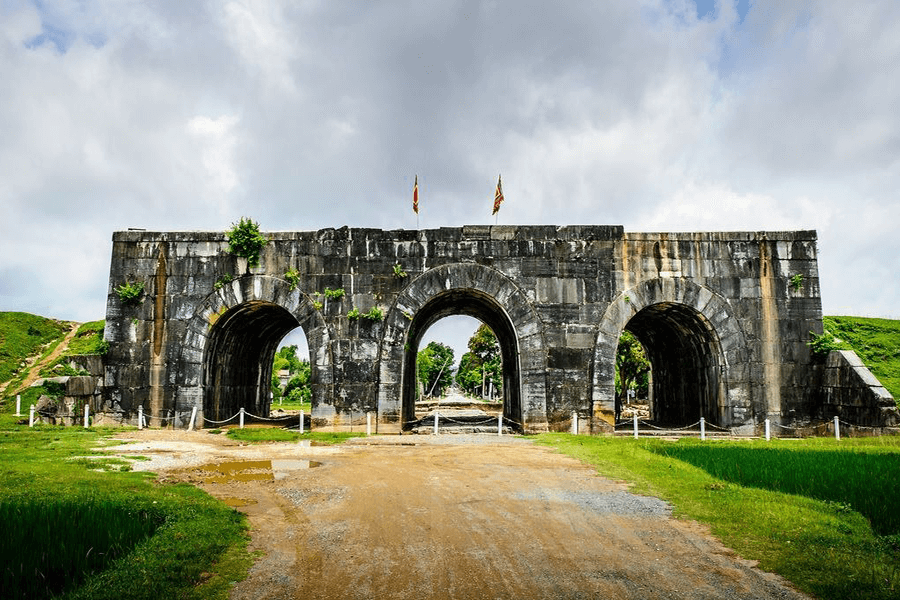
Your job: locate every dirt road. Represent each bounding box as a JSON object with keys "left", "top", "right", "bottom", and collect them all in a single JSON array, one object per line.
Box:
[{"left": 105, "top": 431, "right": 807, "bottom": 600}]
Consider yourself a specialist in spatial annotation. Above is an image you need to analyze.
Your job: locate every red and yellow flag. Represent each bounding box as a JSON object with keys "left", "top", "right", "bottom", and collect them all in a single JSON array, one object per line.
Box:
[
  {"left": 492, "top": 174, "right": 504, "bottom": 215},
  {"left": 413, "top": 175, "right": 419, "bottom": 214}
]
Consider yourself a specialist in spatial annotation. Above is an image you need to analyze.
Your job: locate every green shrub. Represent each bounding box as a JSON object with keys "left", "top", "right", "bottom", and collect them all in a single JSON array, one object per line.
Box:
[
  {"left": 226, "top": 217, "right": 267, "bottom": 268},
  {"left": 363, "top": 307, "right": 384, "bottom": 321},
  {"left": 214, "top": 273, "right": 233, "bottom": 290},
  {"left": 347, "top": 308, "right": 360, "bottom": 320},
  {"left": 324, "top": 287, "right": 345, "bottom": 300},
  {"left": 284, "top": 268, "right": 300, "bottom": 291},
  {"left": 115, "top": 281, "right": 144, "bottom": 306},
  {"left": 808, "top": 330, "right": 843, "bottom": 360}
]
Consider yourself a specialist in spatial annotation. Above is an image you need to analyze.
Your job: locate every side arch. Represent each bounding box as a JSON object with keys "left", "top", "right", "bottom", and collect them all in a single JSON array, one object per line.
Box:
[
  {"left": 592, "top": 278, "right": 752, "bottom": 430},
  {"left": 376, "top": 262, "right": 548, "bottom": 433},
  {"left": 174, "top": 275, "right": 333, "bottom": 425}
]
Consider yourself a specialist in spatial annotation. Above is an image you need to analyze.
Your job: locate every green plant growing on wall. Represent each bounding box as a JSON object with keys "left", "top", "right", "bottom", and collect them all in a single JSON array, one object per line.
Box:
[
  {"left": 226, "top": 217, "right": 267, "bottom": 268},
  {"left": 790, "top": 274, "right": 804, "bottom": 292},
  {"left": 284, "top": 268, "right": 300, "bottom": 291},
  {"left": 214, "top": 274, "right": 233, "bottom": 290},
  {"left": 392, "top": 263, "right": 408, "bottom": 278},
  {"left": 808, "top": 330, "right": 842, "bottom": 360},
  {"left": 363, "top": 307, "right": 384, "bottom": 321},
  {"left": 115, "top": 281, "right": 145, "bottom": 306},
  {"left": 324, "top": 287, "right": 345, "bottom": 300},
  {"left": 347, "top": 308, "right": 361, "bottom": 320},
  {"left": 313, "top": 301, "right": 323, "bottom": 311}
]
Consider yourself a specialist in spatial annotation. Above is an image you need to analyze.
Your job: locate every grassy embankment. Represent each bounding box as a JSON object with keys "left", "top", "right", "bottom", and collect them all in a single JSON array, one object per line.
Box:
[
  {"left": 824, "top": 315, "right": 900, "bottom": 401},
  {"left": 0, "top": 313, "right": 252, "bottom": 599},
  {"left": 538, "top": 434, "right": 900, "bottom": 600},
  {"left": 0, "top": 426, "right": 252, "bottom": 600}
]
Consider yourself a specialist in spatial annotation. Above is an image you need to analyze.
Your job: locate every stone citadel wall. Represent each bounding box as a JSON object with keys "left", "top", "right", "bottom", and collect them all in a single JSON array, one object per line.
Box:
[{"left": 101, "top": 225, "right": 891, "bottom": 432}]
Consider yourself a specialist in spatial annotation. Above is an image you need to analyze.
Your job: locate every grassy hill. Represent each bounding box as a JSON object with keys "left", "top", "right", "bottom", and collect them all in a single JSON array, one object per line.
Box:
[
  {"left": 823, "top": 316, "right": 900, "bottom": 400},
  {"left": 0, "top": 312, "right": 71, "bottom": 388},
  {"left": 0, "top": 313, "right": 110, "bottom": 411}
]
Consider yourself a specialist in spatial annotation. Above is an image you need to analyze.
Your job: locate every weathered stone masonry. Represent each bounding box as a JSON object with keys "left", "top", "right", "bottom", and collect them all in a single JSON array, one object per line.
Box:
[{"left": 101, "top": 225, "right": 896, "bottom": 433}]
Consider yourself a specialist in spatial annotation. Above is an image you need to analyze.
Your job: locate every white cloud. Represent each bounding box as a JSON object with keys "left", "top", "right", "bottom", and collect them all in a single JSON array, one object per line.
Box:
[{"left": 0, "top": 0, "right": 898, "bottom": 324}]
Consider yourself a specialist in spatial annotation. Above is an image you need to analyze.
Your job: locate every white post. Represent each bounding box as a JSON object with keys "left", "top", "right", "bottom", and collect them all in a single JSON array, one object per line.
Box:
[
  {"left": 633, "top": 413, "right": 639, "bottom": 439},
  {"left": 83, "top": 403, "right": 90, "bottom": 428},
  {"left": 497, "top": 414, "right": 503, "bottom": 437},
  {"left": 366, "top": 412, "right": 372, "bottom": 436},
  {"left": 15, "top": 395, "right": 21, "bottom": 416},
  {"left": 299, "top": 410, "right": 304, "bottom": 434},
  {"left": 239, "top": 407, "right": 245, "bottom": 429},
  {"left": 188, "top": 406, "right": 198, "bottom": 431},
  {"left": 700, "top": 417, "right": 706, "bottom": 441},
  {"left": 29, "top": 404, "right": 35, "bottom": 427},
  {"left": 834, "top": 415, "right": 840, "bottom": 441},
  {"left": 571, "top": 411, "right": 578, "bottom": 435},
  {"left": 765, "top": 419, "right": 771, "bottom": 441},
  {"left": 433, "top": 411, "right": 439, "bottom": 435},
  {"left": 138, "top": 405, "right": 143, "bottom": 430}
]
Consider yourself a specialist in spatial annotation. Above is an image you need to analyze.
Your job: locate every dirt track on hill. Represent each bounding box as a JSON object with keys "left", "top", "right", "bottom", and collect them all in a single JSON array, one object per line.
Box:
[{"left": 104, "top": 430, "right": 808, "bottom": 600}]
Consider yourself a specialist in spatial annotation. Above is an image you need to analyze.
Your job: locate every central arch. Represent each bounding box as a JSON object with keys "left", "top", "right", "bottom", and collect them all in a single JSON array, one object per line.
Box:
[
  {"left": 377, "top": 263, "right": 548, "bottom": 433},
  {"left": 401, "top": 290, "right": 522, "bottom": 428},
  {"left": 592, "top": 278, "right": 752, "bottom": 430}
]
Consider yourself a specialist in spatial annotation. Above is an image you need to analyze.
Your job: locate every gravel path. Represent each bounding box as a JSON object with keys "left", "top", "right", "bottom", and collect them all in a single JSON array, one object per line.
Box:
[{"left": 104, "top": 430, "right": 810, "bottom": 600}]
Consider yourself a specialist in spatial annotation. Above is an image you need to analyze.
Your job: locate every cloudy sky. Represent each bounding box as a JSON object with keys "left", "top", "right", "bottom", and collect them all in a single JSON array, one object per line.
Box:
[{"left": 1, "top": 0, "right": 898, "bottom": 359}]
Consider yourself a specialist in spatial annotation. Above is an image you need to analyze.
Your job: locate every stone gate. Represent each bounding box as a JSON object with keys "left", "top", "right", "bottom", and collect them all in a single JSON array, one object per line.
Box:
[{"left": 101, "top": 225, "right": 897, "bottom": 433}]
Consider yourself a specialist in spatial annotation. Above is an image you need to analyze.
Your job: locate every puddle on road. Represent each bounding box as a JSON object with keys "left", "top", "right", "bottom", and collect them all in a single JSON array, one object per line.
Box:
[
  {"left": 271, "top": 459, "right": 322, "bottom": 480},
  {"left": 183, "top": 459, "right": 322, "bottom": 484}
]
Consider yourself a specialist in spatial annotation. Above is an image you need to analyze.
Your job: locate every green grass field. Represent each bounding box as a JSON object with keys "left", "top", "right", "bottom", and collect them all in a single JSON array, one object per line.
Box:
[
  {"left": 824, "top": 315, "right": 900, "bottom": 400},
  {"left": 537, "top": 434, "right": 900, "bottom": 600},
  {"left": 0, "top": 426, "right": 252, "bottom": 599}
]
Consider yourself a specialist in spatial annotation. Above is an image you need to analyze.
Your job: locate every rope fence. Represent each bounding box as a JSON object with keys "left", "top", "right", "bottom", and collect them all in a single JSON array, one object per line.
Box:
[
  {"left": 21, "top": 401, "right": 887, "bottom": 442},
  {"left": 405, "top": 411, "right": 521, "bottom": 436}
]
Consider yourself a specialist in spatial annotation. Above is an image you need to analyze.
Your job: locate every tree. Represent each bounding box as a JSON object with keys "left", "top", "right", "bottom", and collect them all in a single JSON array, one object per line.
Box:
[
  {"left": 615, "top": 330, "right": 650, "bottom": 418},
  {"left": 275, "top": 345, "right": 303, "bottom": 372},
  {"left": 455, "top": 324, "right": 502, "bottom": 399},
  {"left": 271, "top": 345, "right": 310, "bottom": 404},
  {"left": 417, "top": 341, "right": 454, "bottom": 398},
  {"left": 283, "top": 361, "right": 312, "bottom": 403}
]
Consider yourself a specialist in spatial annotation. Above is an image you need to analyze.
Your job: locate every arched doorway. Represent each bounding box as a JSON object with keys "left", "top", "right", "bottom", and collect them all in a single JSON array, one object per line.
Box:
[
  {"left": 376, "top": 263, "right": 548, "bottom": 433},
  {"left": 621, "top": 303, "right": 723, "bottom": 426},
  {"left": 204, "top": 301, "right": 301, "bottom": 421},
  {"left": 400, "top": 289, "right": 522, "bottom": 430},
  {"left": 593, "top": 279, "right": 751, "bottom": 430},
  {"left": 177, "top": 275, "right": 332, "bottom": 427}
]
